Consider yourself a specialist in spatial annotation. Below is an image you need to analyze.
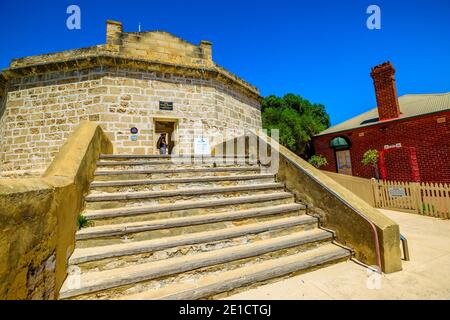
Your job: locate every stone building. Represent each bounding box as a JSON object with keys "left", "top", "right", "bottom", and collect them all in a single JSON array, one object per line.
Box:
[
  {"left": 0, "top": 20, "right": 262, "bottom": 174},
  {"left": 313, "top": 62, "right": 450, "bottom": 183}
]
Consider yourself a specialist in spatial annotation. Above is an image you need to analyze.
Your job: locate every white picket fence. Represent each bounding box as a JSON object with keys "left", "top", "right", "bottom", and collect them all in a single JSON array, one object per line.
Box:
[{"left": 372, "top": 180, "right": 450, "bottom": 219}]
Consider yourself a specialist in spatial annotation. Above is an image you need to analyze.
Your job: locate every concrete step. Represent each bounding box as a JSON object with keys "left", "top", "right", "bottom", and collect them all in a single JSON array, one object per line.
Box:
[
  {"left": 89, "top": 174, "right": 276, "bottom": 193},
  {"left": 86, "top": 183, "right": 284, "bottom": 202},
  {"left": 96, "top": 161, "right": 257, "bottom": 172},
  {"left": 77, "top": 202, "right": 308, "bottom": 241},
  {"left": 59, "top": 229, "right": 333, "bottom": 299},
  {"left": 70, "top": 212, "right": 315, "bottom": 265},
  {"left": 119, "top": 244, "right": 351, "bottom": 300},
  {"left": 85, "top": 183, "right": 285, "bottom": 210},
  {"left": 94, "top": 166, "right": 264, "bottom": 181},
  {"left": 96, "top": 160, "right": 256, "bottom": 169},
  {"left": 99, "top": 154, "right": 251, "bottom": 161},
  {"left": 83, "top": 192, "right": 295, "bottom": 221}
]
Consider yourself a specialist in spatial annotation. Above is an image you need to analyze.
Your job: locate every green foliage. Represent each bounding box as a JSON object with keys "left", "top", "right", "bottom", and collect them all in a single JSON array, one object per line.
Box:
[
  {"left": 361, "top": 149, "right": 379, "bottom": 167},
  {"left": 77, "top": 214, "right": 91, "bottom": 230},
  {"left": 262, "top": 94, "right": 330, "bottom": 156},
  {"left": 308, "top": 155, "right": 328, "bottom": 169}
]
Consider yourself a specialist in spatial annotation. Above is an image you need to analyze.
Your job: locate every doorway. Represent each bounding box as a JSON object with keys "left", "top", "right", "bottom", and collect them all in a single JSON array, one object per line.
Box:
[
  {"left": 153, "top": 118, "right": 178, "bottom": 155},
  {"left": 335, "top": 149, "right": 353, "bottom": 175}
]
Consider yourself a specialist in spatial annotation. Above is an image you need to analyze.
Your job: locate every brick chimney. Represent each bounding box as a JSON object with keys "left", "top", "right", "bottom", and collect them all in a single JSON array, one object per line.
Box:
[{"left": 370, "top": 61, "right": 401, "bottom": 120}]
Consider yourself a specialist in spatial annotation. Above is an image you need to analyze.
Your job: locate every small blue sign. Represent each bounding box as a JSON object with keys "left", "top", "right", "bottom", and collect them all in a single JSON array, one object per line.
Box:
[{"left": 130, "top": 135, "right": 138, "bottom": 141}]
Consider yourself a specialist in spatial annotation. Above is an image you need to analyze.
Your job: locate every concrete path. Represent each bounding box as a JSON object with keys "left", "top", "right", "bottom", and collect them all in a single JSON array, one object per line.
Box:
[{"left": 225, "top": 209, "right": 450, "bottom": 300}]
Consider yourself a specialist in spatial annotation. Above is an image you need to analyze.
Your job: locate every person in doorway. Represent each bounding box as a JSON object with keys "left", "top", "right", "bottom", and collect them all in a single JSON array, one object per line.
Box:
[{"left": 157, "top": 133, "right": 168, "bottom": 155}]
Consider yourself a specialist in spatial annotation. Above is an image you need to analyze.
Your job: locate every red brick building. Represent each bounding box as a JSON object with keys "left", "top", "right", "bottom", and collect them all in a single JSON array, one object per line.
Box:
[{"left": 313, "top": 62, "right": 450, "bottom": 183}]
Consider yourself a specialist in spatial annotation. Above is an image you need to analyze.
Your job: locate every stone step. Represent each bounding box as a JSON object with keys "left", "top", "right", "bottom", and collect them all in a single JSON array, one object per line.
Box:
[
  {"left": 90, "top": 174, "right": 276, "bottom": 193},
  {"left": 83, "top": 192, "right": 295, "bottom": 221},
  {"left": 86, "top": 187, "right": 286, "bottom": 211},
  {"left": 94, "top": 166, "right": 264, "bottom": 181},
  {"left": 77, "top": 203, "right": 307, "bottom": 241},
  {"left": 90, "top": 173, "right": 275, "bottom": 190},
  {"left": 59, "top": 229, "right": 333, "bottom": 299},
  {"left": 85, "top": 183, "right": 285, "bottom": 211},
  {"left": 119, "top": 244, "right": 350, "bottom": 300},
  {"left": 86, "top": 183, "right": 284, "bottom": 202},
  {"left": 95, "top": 163, "right": 255, "bottom": 172},
  {"left": 95, "top": 166, "right": 260, "bottom": 176},
  {"left": 99, "top": 154, "right": 250, "bottom": 161},
  {"left": 70, "top": 212, "right": 314, "bottom": 265},
  {"left": 96, "top": 159, "right": 256, "bottom": 167}
]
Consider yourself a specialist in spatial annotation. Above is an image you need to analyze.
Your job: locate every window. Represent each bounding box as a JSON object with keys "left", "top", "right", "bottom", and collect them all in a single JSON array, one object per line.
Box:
[{"left": 335, "top": 149, "right": 352, "bottom": 175}]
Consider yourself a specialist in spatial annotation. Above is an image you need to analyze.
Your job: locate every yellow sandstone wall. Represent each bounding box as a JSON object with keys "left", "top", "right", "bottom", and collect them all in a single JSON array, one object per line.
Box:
[
  {"left": 0, "top": 121, "right": 112, "bottom": 299},
  {"left": 0, "top": 21, "right": 262, "bottom": 174},
  {"left": 213, "top": 133, "right": 402, "bottom": 273},
  {"left": 0, "top": 69, "right": 261, "bottom": 174}
]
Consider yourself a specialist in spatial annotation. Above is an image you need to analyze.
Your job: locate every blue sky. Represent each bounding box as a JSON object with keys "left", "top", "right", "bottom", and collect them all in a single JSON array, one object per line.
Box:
[{"left": 0, "top": 0, "right": 449, "bottom": 125}]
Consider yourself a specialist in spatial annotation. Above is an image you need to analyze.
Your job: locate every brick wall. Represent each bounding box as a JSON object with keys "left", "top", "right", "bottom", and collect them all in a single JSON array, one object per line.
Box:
[
  {"left": 313, "top": 111, "right": 450, "bottom": 183},
  {"left": 0, "top": 67, "right": 261, "bottom": 174}
]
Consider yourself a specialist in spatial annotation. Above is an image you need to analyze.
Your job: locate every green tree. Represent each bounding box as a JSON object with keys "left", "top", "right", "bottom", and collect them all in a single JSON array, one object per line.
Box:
[
  {"left": 361, "top": 149, "right": 380, "bottom": 179},
  {"left": 262, "top": 94, "right": 330, "bottom": 157}
]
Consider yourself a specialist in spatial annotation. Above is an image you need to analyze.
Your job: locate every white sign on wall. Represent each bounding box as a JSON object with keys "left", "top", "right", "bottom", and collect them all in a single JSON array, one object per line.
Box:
[
  {"left": 388, "top": 187, "right": 406, "bottom": 198},
  {"left": 384, "top": 143, "right": 402, "bottom": 150},
  {"left": 194, "top": 137, "right": 210, "bottom": 155}
]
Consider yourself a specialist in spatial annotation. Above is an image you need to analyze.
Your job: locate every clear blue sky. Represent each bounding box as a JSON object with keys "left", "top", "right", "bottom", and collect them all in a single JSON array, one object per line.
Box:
[{"left": 0, "top": 0, "right": 449, "bottom": 125}]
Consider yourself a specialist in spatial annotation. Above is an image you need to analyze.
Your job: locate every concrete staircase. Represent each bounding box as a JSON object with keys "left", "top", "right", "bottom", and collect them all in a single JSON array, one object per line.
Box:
[{"left": 59, "top": 155, "right": 351, "bottom": 300}]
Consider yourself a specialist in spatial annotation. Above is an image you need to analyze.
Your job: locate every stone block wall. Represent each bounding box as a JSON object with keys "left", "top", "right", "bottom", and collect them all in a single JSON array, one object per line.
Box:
[
  {"left": 0, "top": 67, "right": 261, "bottom": 173},
  {"left": 106, "top": 20, "right": 213, "bottom": 68}
]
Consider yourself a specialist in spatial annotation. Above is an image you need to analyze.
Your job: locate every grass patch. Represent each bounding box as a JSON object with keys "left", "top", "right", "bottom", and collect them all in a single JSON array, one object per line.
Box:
[{"left": 77, "top": 214, "right": 92, "bottom": 230}]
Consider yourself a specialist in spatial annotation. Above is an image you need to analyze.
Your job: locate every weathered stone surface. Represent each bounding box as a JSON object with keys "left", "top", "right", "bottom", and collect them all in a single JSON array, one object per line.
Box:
[
  {"left": 214, "top": 132, "right": 402, "bottom": 273},
  {"left": 59, "top": 230, "right": 334, "bottom": 299},
  {"left": 0, "top": 121, "right": 112, "bottom": 299},
  {"left": 119, "top": 244, "right": 349, "bottom": 300}
]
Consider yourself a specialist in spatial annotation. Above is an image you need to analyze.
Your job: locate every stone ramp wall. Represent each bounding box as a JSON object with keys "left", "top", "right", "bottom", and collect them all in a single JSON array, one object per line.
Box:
[
  {"left": 0, "top": 121, "right": 112, "bottom": 299},
  {"left": 212, "top": 132, "right": 402, "bottom": 274}
]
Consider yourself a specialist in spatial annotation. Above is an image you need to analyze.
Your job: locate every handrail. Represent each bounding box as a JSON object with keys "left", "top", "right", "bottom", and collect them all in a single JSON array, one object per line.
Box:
[
  {"left": 255, "top": 132, "right": 383, "bottom": 273},
  {"left": 400, "top": 234, "right": 410, "bottom": 261}
]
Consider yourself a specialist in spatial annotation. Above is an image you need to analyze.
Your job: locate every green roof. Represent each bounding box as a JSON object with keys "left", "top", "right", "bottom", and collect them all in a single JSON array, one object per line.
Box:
[{"left": 316, "top": 93, "right": 450, "bottom": 136}]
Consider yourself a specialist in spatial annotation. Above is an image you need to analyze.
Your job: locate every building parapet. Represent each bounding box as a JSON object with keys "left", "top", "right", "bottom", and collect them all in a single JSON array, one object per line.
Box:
[{"left": 4, "top": 20, "right": 261, "bottom": 101}]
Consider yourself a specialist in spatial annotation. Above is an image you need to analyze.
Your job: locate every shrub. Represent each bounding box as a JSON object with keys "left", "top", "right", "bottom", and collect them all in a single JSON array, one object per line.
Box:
[
  {"left": 361, "top": 149, "right": 380, "bottom": 179},
  {"left": 361, "top": 149, "right": 379, "bottom": 167},
  {"left": 308, "top": 155, "right": 328, "bottom": 169}
]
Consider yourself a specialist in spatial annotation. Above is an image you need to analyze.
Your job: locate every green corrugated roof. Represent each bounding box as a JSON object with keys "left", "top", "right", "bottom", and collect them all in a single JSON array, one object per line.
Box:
[{"left": 316, "top": 93, "right": 450, "bottom": 136}]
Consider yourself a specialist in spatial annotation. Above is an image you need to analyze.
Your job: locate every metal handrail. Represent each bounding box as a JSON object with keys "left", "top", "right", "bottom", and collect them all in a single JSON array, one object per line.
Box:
[{"left": 400, "top": 234, "right": 410, "bottom": 261}]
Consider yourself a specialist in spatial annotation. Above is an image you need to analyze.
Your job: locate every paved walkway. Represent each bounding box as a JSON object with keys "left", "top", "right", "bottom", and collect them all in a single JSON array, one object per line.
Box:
[{"left": 225, "top": 209, "right": 450, "bottom": 300}]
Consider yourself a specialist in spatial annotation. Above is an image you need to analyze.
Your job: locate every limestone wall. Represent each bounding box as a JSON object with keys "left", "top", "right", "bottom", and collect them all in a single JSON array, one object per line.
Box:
[
  {"left": 0, "top": 121, "right": 112, "bottom": 299},
  {"left": 0, "top": 67, "right": 261, "bottom": 174},
  {"left": 119, "top": 32, "right": 213, "bottom": 67}
]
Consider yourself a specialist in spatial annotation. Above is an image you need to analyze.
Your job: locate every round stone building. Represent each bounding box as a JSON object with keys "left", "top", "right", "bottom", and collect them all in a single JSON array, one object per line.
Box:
[{"left": 0, "top": 20, "right": 262, "bottom": 174}]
